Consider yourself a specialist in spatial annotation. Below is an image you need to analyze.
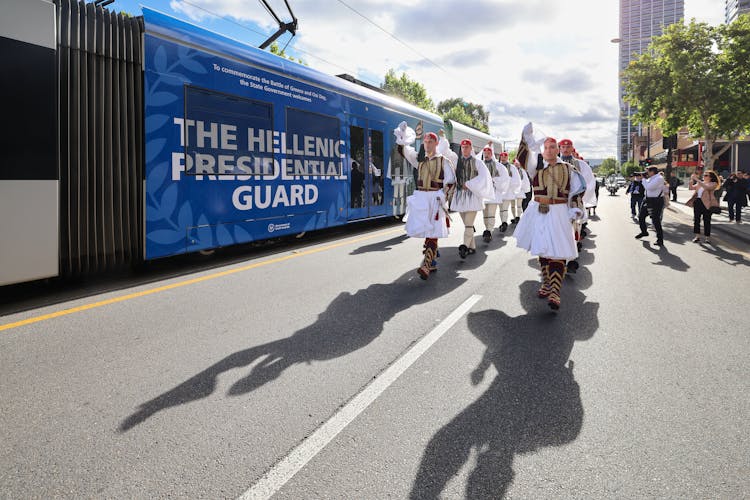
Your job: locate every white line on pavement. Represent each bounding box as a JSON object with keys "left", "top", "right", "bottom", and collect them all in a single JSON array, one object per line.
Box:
[{"left": 238, "top": 294, "right": 484, "bottom": 500}]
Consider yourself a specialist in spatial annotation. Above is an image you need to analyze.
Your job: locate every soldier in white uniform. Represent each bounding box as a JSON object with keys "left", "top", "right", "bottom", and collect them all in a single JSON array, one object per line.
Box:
[
  {"left": 450, "top": 139, "right": 493, "bottom": 258},
  {"left": 498, "top": 151, "right": 521, "bottom": 233},
  {"left": 480, "top": 143, "right": 510, "bottom": 242},
  {"left": 394, "top": 122, "right": 456, "bottom": 280},
  {"left": 514, "top": 133, "right": 586, "bottom": 310}
]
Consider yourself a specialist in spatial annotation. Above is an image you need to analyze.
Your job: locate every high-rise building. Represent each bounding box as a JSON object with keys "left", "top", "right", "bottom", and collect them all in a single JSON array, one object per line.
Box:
[
  {"left": 726, "top": 0, "right": 750, "bottom": 24},
  {"left": 617, "top": 0, "right": 683, "bottom": 165}
]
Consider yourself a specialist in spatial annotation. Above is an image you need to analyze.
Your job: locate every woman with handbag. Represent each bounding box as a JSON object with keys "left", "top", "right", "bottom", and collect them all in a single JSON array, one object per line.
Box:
[{"left": 687, "top": 170, "right": 721, "bottom": 243}]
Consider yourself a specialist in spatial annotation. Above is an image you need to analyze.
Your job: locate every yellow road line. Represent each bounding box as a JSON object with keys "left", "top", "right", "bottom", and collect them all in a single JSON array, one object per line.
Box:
[{"left": 1, "top": 228, "right": 403, "bottom": 332}]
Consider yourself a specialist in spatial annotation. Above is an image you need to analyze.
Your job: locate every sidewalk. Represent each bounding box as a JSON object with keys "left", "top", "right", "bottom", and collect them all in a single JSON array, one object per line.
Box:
[{"left": 667, "top": 186, "right": 750, "bottom": 245}]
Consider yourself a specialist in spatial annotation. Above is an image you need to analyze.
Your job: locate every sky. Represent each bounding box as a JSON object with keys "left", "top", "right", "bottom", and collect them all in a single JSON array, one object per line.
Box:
[{"left": 112, "top": 0, "right": 725, "bottom": 159}]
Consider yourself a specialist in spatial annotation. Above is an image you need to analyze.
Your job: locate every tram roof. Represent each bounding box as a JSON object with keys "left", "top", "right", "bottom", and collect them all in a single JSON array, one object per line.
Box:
[{"left": 142, "top": 7, "right": 442, "bottom": 126}]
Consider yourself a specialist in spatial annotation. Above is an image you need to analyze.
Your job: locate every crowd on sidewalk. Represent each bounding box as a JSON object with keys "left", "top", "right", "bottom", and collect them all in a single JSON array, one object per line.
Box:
[{"left": 624, "top": 168, "right": 750, "bottom": 245}]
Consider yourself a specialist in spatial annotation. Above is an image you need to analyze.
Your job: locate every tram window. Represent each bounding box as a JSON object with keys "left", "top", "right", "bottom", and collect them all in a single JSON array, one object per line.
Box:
[
  {"left": 350, "top": 125, "right": 365, "bottom": 208},
  {"left": 184, "top": 86, "right": 274, "bottom": 176},
  {"left": 285, "top": 108, "right": 342, "bottom": 177},
  {"left": 370, "top": 130, "right": 384, "bottom": 206}
]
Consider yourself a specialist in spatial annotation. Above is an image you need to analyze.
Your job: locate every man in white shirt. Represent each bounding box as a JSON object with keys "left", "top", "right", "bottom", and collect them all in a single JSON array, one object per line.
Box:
[{"left": 635, "top": 166, "right": 665, "bottom": 246}]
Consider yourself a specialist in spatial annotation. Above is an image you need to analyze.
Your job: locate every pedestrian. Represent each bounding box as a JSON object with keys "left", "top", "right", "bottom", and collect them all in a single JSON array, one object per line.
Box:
[
  {"left": 635, "top": 166, "right": 666, "bottom": 246},
  {"left": 668, "top": 171, "right": 681, "bottom": 201},
  {"left": 592, "top": 177, "right": 600, "bottom": 215},
  {"left": 687, "top": 169, "right": 721, "bottom": 244},
  {"left": 394, "top": 122, "right": 457, "bottom": 279},
  {"left": 724, "top": 171, "right": 748, "bottom": 223},
  {"left": 514, "top": 127, "right": 586, "bottom": 310},
  {"left": 451, "top": 139, "right": 493, "bottom": 258},
  {"left": 661, "top": 173, "right": 671, "bottom": 208},
  {"left": 625, "top": 172, "right": 645, "bottom": 219}
]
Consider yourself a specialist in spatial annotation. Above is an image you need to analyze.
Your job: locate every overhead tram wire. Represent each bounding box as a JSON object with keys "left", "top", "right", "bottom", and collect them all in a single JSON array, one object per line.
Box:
[
  {"left": 333, "top": 0, "right": 486, "bottom": 99},
  {"left": 173, "top": 0, "right": 357, "bottom": 76}
]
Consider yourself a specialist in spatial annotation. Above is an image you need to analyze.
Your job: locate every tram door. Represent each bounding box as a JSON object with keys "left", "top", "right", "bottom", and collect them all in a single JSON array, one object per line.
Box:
[{"left": 348, "top": 117, "right": 387, "bottom": 220}]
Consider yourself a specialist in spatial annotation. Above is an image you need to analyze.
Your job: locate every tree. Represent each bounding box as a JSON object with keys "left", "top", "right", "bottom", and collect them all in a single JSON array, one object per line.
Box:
[
  {"left": 269, "top": 41, "right": 307, "bottom": 66},
  {"left": 623, "top": 15, "right": 750, "bottom": 171},
  {"left": 598, "top": 157, "right": 619, "bottom": 177},
  {"left": 381, "top": 69, "right": 435, "bottom": 112},
  {"left": 622, "top": 161, "right": 639, "bottom": 178},
  {"left": 437, "top": 98, "right": 489, "bottom": 133}
]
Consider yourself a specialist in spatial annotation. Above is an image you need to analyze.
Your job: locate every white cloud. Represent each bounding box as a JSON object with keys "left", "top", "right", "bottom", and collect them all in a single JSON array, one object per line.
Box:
[{"left": 161, "top": 0, "right": 725, "bottom": 159}]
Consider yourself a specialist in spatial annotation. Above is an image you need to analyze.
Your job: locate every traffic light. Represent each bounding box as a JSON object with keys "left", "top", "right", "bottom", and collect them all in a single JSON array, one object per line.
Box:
[
  {"left": 662, "top": 134, "right": 677, "bottom": 149},
  {"left": 642, "top": 158, "right": 652, "bottom": 167}
]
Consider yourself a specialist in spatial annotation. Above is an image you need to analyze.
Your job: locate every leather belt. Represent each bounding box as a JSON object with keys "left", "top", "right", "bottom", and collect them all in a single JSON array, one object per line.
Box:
[{"left": 534, "top": 196, "right": 567, "bottom": 205}]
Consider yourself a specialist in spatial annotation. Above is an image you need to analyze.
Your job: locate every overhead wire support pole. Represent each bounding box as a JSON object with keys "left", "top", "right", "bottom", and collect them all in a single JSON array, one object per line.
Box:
[{"left": 258, "top": 0, "right": 298, "bottom": 50}]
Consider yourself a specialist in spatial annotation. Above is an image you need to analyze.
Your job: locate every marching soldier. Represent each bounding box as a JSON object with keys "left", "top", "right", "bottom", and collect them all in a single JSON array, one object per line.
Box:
[
  {"left": 514, "top": 127, "right": 586, "bottom": 310},
  {"left": 498, "top": 151, "right": 521, "bottom": 232},
  {"left": 480, "top": 143, "right": 510, "bottom": 242},
  {"left": 451, "top": 139, "right": 493, "bottom": 258},
  {"left": 394, "top": 122, "right": 457, "bottom": 279}
]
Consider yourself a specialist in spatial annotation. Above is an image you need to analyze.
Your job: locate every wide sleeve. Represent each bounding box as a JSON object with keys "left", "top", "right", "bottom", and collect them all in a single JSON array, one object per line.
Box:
[
  {"left": 401, "top": 145, "right": 419, "bottom": 169},
  {"left": 437, "top": 136, "right": 458, "bottom": 166},
  {"left": 465, "top": 158, "right": 495, "bottom": 200},
  {"left": 493, "top": 161, "right": 511, "bottom": 198}
]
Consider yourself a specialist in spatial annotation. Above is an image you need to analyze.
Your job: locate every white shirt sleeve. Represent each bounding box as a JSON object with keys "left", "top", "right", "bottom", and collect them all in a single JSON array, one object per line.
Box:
[{"left": 401, "top": 145, "right": 419, "bottom": 169}]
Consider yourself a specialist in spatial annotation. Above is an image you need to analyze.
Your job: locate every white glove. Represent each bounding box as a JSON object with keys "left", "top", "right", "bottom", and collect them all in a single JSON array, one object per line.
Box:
[
  {"left": 568, "top": 207, "right": 584, "bottom": 221},
  {"left": 393, "top": 121, "right": 415, "bottom": 146}
]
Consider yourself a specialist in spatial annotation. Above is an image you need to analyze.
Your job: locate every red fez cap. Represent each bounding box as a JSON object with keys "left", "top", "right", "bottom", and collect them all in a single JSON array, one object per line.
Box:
[
  {"left": 559, "top": 138, "right": 573, "bottom": 146},
  {"left": 424, "top": 132, "right": 438, "bottom": 142},
  {"left": 499, "top": 151, "right": 509, "bottom": 156},
  {"left": 460, "top": 139, "right": 472, "bottom": 146},
  {"left": 544, "top": 137, "right": 557, "bottom": 145},
  {"left": 483, "top": 146, "right": 492, "bottom": 151}
]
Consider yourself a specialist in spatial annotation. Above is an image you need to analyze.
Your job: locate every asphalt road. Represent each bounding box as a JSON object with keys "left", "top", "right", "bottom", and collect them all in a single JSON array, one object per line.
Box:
[{"left": 1, "top": 192, "right": 748, "bottom": 499}]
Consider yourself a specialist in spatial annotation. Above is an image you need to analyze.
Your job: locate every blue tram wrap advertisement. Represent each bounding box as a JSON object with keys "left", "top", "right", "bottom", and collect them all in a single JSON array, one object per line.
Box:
[{"left": 143, "top": 9, "right": 349, "bottom": 259}]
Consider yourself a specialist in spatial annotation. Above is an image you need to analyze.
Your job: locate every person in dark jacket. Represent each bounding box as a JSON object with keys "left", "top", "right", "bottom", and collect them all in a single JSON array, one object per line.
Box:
[
  {"left": 724, "top": 171, "right": 749, "bottom": 223},
  {"left": 668, "top": 172, "right": 682, "bottom": 201},
  {"left": 625, "top": 173, "right": 645, "bottom": 218}
]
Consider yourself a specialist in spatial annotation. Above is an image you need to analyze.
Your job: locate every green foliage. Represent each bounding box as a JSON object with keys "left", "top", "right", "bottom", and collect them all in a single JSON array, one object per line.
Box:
[
  {"left": 437, "top": 98, "right": 489, "bottom": 133},
  {"left": 598, "top": 157, "right": 619, "bottom": 176},
  {"left": 269, "top": 42, "right": 307, "bottom": 66},
  {"left": 622, "top": 161, "right": 639, "bottom": 177},
  {"left": 380, "top": 69, "right": 435, "bottom": 112},
  {"left": 623, "top": 15, "right": 750, "bottom": 169}
]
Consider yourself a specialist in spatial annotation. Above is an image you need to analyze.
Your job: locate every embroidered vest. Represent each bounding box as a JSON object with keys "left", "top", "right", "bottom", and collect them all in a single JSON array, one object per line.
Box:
[
  {"left": 501, "top": 161, "right": 513, "bottom": 176},
  {"left": 485, "top": 158, "right": 499, "bottom": 177},
  {"left": 562, "top": 156, "right": 581, "bottom": 173},
  {"left": 456, "top": 156, "right": 478, "bottom": 189},
  {"left": 532, "top": 161, "right": 571, "bottom": 200},
  {"left": 417, "top": 156, "right": 445, "bottom": 191}
]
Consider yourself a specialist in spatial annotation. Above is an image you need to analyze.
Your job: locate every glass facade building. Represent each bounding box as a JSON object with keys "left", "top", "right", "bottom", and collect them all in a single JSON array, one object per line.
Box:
[
  {"left": 725, "top": 0, "right": 750, "bottom": 24},
  {"left": 617, "top": 0, "right": 683, "bottom": 164}
]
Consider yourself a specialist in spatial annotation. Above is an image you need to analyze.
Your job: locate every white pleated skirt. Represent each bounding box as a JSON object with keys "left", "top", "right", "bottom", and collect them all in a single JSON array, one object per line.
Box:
[
  {"left": 450, "top": 189, "right": 485, "bottom": 213},
  {"left": 405, "top": 190, "right": 450, "bottom": 238},
  {"left": 514, "top": 200, "right": 578, "bottom": 260}
]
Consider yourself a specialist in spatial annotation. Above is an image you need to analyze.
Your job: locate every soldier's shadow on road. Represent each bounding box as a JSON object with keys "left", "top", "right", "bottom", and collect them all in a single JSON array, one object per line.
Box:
[
  {"left": 349, "top": 234, "right": 409, "bottom": 255},
  {"left": 410, "top": 281, "right": 598, "bottom": 499},
  {"left": 119, "top": 254, "right": 485, "bottom": 432}
]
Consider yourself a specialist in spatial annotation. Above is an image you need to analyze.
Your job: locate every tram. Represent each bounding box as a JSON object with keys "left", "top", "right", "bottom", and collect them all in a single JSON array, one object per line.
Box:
[{"left": 0, "top": 0, "right": 503, "bottom": 286}]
